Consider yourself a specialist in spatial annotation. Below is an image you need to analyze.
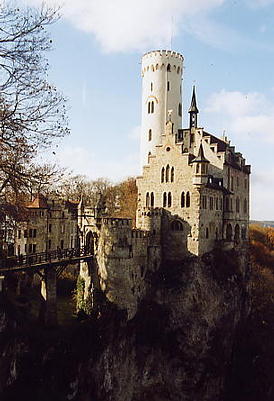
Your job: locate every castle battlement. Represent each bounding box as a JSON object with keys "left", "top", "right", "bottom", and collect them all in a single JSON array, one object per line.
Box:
[
  {"left": 131, "top": 229, "right": 150, "bottom": 239},
  {"left": 102, "top": 218, "right": 132, "bottom": 228},
  {"left": 142, "top": 49, "right": 184, "bottom": 60}
]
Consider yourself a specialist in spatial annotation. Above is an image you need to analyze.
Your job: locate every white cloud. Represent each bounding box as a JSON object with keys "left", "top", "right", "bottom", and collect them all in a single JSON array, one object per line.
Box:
[
  {"left": 205, "top": 90, "right": 274, "bottom": 142},
  {"left": 50, "top": 144, "right": 139, "bottom": 182},
  {"left": 22, "top": 0, "right": 224, "bottom": 52}
]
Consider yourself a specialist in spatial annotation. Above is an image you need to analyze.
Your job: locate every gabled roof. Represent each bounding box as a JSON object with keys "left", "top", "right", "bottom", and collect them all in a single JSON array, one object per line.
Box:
[
  {"left": 26, "top": 194, "right": 48, "bottom": 209},
  {"left": 202, "top": 131, "right": 227, "bottom": 152}
]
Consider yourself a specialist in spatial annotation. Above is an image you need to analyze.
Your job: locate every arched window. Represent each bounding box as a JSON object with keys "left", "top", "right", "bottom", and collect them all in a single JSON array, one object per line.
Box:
[
  {"left": 196, "top": 164, "right": 200, "bottom": 174},
  {"left": 186, "top": 192, "right": 190, "bottom": 208},
  {"left": 151, "top": 82, "right": 153, "bottom": 91},
  {"left": 181, "top": 192, "right": 186, "bottom": 207},
  {"left": 161, "top": 167, "right": 165, "bottom": 183},
  {"left": 165, "top": 164, "right": 170, "bottom": 182},
  {"left": 241, "top": 226, "right": 247, "bottom": 240},
  {"left": 148, "top": 102, "right": 150, "bottom": 114},
  {"left": 146, "top": 192, "right": 150, "bottom": 207},
  {"left": 171, "top": 167, "right": 174, "bottom": 182},
  {"left": 151, "top": 101, "right": 154, "bottom": 113},
  {"left": 235, "top": 224, "right": 240, "bottom": 241},
  {"left": 148, "top": 129, "right": 152, "bottom": 141},
  {"left": 236, "top": 197, "right": 240, "bottom": 213},
  {"left": 168, "top": 192, "right": 172, "bottom": 207},
  {"left": 167, "top": 64, "right": 171, "bottom": 72},
  {"left": 178, "top": 103, "right": 182, "bottom": 117},
  {"left": 150, "top": 192, "right": 154, "bottom": 207},
  {"left": 163, "top": 192, "right": 167, "bottom": 207},
  {"left": 244, "top": 198, "right": 248, "bottom": 214},
  {"left": 181, "top": 192, "right": 185, "bottom": 208},
  {"left": 226, "top": 224, "right": 233, "bottom": 241},
  {"left": 171, "top": 220, "right": 183, "bottom": 231}
]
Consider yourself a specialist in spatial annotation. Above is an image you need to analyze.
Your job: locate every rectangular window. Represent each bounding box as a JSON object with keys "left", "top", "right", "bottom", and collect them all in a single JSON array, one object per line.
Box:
[
  {"left": 33, "top": 244, "right": 37, "bottom": 253},
  {"left": 29, "top": 229, "right": 33, "bottom": 238},
  {"left": 24, "top": 230, "right": 28, "bottom": 238},
  {"left": 25, "top": 244, "right": 27, "bottom": 253},
  {"left": 18, "top": 230, "right": 21, "bottom": 239},
  {"left": 48, "top": 239, "right": 51, "bottom": 250},
  {"left": 60, "top": 240, "right": 64, "bottom": 250},
  {"left": 209, "top": 197, "right": 214, "bottom": 210},
  {"left": 49, "top": 224, "right": 52, "bottom": 233},
  {"left": 28, "top": 244, "right": 32, "bottom": 253},
  {"left": 61, "top": 225, "right": 65, "bottom": 234},
  {"left": 33, "top": 229, "right": 37, "bottom": 238},
  {"left": 220, "top": 198, "right": 223, "bottom": 210},
  {"left": 215, "top": 198, "right": 219, "bottom": 210},
  {"left": 167, "top": 81, "right": 170, "bottom": 91}
]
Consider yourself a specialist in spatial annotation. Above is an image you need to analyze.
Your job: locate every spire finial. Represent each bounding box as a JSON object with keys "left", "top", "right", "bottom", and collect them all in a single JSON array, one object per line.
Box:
[
  {"left": 189, "top": 86, "right": 199, "bottom": 129},
  {"left": 189, "top": 85, "right": 199, "bottom": 114}
]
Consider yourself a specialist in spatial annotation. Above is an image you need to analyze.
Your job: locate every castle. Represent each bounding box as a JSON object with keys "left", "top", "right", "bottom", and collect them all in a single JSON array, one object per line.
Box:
[{"left": 78, "top": 50, "right": 251, "bottom": 319}]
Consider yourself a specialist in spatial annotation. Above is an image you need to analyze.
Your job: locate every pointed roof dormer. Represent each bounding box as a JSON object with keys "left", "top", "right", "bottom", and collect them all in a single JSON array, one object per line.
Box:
[
  {"left": 189, "top": 86, "right": 199, "bottom": 129},
  {"left": 192, "top": 143, "right": 209, "bottom": 164}
]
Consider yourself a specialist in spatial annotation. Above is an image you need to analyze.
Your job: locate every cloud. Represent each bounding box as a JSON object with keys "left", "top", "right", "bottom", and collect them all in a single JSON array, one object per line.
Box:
[
  {"left": 22, "top": 0, "right": 224, "bottom": 52},
  {"left": 49, "top": 144, "right": 139, "bottom": 182},
  {"left": 205, "top": 90, "right": 274, "bottom": 142}
]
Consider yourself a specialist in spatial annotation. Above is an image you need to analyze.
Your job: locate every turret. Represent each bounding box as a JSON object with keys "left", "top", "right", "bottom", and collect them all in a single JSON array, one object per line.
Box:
[
  {"left": 140, "top": 50, "right": 184, "bottom": 167},
  {"left": 192, "top": 143, "right": 209, "bottom": 185}
]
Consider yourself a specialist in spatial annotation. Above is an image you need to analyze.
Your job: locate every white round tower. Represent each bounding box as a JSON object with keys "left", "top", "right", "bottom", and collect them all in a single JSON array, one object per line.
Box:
[{"left": 140, "top": 50, "right": 184, "bottom": 167}]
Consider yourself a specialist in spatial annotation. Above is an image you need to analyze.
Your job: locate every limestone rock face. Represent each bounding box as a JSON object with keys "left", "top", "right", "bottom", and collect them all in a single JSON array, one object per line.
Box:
[{"left": 0, "top": 249, "right": 249, "bottom": 401}]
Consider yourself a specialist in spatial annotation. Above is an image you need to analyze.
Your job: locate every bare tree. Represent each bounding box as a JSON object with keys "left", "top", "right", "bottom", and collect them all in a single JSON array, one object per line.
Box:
[
  {"left": 0, "top": 2, "right": 69, "bottom": 239},
  {"left": 0, "top": 2, "right": 68, "bottom": 151}
]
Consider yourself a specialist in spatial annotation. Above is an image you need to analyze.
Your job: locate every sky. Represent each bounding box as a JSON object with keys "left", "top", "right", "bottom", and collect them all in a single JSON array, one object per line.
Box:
[{"left": 18, "top": 0, "right": 274, "bottom": 220}]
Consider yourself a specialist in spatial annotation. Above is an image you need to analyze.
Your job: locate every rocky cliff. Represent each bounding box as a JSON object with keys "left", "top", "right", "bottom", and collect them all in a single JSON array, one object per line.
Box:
[{"left": 0, "top": 248, "right": 250, "bottom": 401}]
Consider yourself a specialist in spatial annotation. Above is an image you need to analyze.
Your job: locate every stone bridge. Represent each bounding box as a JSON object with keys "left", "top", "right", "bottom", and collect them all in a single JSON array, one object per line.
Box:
[{"left": 0, "top": 247, "right": 93, "bottom": 326}]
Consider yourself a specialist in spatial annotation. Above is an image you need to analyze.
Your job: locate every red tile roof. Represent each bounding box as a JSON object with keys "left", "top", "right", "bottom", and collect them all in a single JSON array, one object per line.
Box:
[{"left": 26, "top": 194, "right": 48, "bottom": 209}]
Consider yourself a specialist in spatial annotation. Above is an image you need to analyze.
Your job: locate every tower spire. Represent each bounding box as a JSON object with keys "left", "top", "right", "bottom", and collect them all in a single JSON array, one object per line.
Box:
[{"left": 189, "top": 85, "right": 199, "bottom": 129}]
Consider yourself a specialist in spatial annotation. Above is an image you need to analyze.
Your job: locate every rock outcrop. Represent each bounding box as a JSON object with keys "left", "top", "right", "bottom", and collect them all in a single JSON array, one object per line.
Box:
[{"left": 0, "top": 248, "right": 249, "bottom": 401}]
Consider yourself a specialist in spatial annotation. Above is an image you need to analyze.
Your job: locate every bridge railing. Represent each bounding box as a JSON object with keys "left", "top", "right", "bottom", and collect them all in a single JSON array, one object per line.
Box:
[{"left": 0, "top": 247, "right": 91, "bottom": 270}]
